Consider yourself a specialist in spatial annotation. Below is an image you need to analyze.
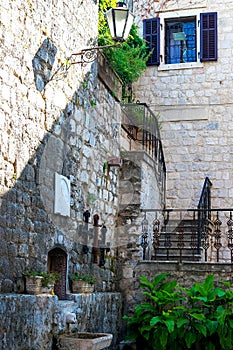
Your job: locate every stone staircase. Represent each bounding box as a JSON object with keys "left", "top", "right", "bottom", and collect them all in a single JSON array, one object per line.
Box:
[{"left": 151, "top": 218, "right": 202, "bottom": 262}]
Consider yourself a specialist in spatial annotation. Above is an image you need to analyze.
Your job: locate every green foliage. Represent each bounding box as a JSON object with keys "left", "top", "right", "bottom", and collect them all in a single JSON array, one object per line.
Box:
[
  {"left": 24, "top": 270, "right": 42, "bottom": 277},
  {"left": 98, "top": 0, "right": 117, "bottom": 45},
  {"left": 90, "top": 99, "right": 97, "bottom": 106},
  {"left": 40, "top": 272, "right": 60, "bottom": 287},
  {"left": 24, "top": 271, "right": 60, "bottom": 287},
  {"left": 124, "top": 274, "right": 233, "bottom": 350},
  {"left": 87, "top": 192, "right": 97, "bottom": 204},
  {"left": 98, "top": 0, "right": 150, "bottom": 88},
  {"left": 69, "top": 273, "right": 97, "bottom": 284}
]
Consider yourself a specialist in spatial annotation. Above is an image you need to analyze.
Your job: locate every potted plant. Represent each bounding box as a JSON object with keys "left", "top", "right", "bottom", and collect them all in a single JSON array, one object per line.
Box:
[
  {"left": 24, "top": 271, "right": 60, "bottom": 295},
  {"left": 69, "top": 273, "right": 96, "bottom": 294},
  {"left": 41, "top": 272, "right": 60, "bottom": 293},
  {"left": 24, "top": 271, "right": 44, "bottom": 295}
]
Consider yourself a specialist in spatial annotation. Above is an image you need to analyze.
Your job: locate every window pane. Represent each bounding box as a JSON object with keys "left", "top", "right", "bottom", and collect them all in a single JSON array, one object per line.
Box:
[{"left": 165, "top": 17, "right": 196, "bottom": 64}]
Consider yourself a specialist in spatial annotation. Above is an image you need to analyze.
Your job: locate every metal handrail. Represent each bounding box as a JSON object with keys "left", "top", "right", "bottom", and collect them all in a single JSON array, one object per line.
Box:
[{"left": 121, "top": 103, "right": 166, "bottom": 206}]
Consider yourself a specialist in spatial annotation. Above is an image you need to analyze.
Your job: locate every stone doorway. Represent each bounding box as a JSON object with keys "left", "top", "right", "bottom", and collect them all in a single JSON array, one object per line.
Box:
[{"left": 48, "top": 247, "right": 67, "bottom": 299}]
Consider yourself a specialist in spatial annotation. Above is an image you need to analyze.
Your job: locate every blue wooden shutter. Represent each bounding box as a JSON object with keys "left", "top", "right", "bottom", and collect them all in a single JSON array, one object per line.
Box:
[
  {"left": 200, "top": 12, "right": 217, "bottom": 62},
  {"left": 143, "top": 18, "right": 160, "bottom": 66}
]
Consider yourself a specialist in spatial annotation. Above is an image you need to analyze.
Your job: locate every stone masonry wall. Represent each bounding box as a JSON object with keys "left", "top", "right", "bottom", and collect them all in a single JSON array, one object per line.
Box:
[
  {"left": 117, "top": 150, "right": 164, "bottom": 337},
  {"left": 0, "top": 292, "right": 122, "bottom": 350},
  {"left": 133, "top": 0, "right": 233, "bottom": 211},
  {"left": 0, "top": 0, "right": 121, "bottom": 292}
]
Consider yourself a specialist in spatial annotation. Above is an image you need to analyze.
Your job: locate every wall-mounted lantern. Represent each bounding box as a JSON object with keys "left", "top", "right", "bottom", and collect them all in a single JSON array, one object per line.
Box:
[
  {"left": 71, "top": 1, "right": 134, "bottom": 65},
  {"left": 105, "top": 1, "right": 135, "bottom": 42}
]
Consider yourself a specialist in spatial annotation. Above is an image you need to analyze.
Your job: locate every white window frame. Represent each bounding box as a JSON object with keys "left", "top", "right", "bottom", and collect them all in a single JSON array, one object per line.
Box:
[{"left": 158, "top": 9, "right": 203, "bottom": 71}]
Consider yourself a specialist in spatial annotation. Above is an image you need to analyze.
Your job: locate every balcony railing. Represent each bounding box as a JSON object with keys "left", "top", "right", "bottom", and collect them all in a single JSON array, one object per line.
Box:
[{"left": 121, "top": 103, "right": 166, "bottom": 204}]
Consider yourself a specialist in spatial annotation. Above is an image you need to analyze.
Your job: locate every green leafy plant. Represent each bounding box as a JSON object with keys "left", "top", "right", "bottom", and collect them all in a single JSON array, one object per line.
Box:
[
  {"left": 40, "top": 272, "right": 60, "bottom": 288},
  {"left": 82, "top": 81, "right": 88, "bottom": 88},
  {"left": 124, "top": 274, "right": 233, "bottom": 350},
  {"left": 69, "top": 273, "right": 96, "bottom": 285},
  {"left": 24, "top": 271, "right": 60, "bottom": 287},
  {"left": 90, "top": 99, "right": 97, "bottom": 106},
  {"left": 87, "top": 193, "right": 97, "bottom": 205},
  {"left": 98, "top": 0, "right": 151, "bottom": 101},
  {"left": 24, "top": 270, "right": 42, "bottom": 277}
]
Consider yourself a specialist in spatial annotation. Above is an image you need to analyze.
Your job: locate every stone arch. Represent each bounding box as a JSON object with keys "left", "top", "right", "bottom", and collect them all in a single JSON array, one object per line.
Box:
[{"left": 48, "top": 247, "right": 67, "bottom": 300}]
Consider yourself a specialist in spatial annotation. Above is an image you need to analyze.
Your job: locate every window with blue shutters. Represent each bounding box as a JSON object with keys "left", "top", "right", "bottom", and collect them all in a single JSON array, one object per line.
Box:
[
  {"left": 143, "top": 18, "right": 160, "bottom": 66},
  {"left": 200, "top": 12, "right": 218, "bottom": 62},
  {"left": 143, "top": 12, "right": 217, "bottom": 67}
]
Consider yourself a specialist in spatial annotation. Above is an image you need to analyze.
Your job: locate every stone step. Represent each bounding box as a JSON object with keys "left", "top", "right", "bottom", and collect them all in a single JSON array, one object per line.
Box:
[
  {"left": 152, "top": 255, "right": 201, "bottom": 262},
  {"left": 151, "top": 218, "right": 202, "bottom": 262}
]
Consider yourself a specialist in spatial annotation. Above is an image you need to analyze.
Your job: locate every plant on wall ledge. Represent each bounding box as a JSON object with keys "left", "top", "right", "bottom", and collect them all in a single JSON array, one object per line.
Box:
[{"left": 98, "top": 0, "right": 151, "bottom": 102}]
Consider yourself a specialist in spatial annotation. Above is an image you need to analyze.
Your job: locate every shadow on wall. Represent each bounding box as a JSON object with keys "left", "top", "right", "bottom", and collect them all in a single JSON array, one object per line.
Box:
[{"left": 0, "top": 37, "right": 119, "bottom": 296}]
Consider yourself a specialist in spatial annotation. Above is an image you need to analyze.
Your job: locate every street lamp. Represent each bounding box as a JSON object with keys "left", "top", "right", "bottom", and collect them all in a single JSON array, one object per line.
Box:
[
  {"left": 71, "top": 1, "right": 134, "bottom": 65},
  {"left": 105, "top": 1, "right": 135, "bottom": 42}
]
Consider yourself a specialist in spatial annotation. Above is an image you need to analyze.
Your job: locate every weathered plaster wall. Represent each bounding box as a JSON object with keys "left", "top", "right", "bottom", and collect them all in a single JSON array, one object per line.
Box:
[
  {"left": 133, "top": 0, "right": 233, "bottom": 210},
  {"left": 0, "top": 292, "right": 122, "bottom": 350}
]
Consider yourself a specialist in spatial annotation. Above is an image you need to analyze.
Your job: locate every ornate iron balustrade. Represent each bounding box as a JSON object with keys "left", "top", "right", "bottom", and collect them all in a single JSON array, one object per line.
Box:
[
  {"left": 140, "top": 208, "right": 233, "bottom": 263},
  {"left": 121, "top": 103, "right": 166, "bottom": 205}
]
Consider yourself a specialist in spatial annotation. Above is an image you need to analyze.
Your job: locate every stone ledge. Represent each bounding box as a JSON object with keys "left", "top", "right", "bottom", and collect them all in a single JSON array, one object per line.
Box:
[
  {"left": 135, "top": 260, "right": 233, "bottom": 273},
  {"left": 98, "top": 52, "right": 123, "bottom": 102}
]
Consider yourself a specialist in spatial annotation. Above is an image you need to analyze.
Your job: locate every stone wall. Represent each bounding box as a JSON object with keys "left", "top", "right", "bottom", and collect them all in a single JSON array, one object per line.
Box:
[
  {"left": 133, "top": 0, "right": 233, "bottom": 210},
  {"left": 0, "top": 0, "right": 122, "bottom": 292},
  {"left": 116, "top": 150, "right": 164, "bottom": 333},
  {"left": 0, "top": 292, "right": 122, "bottom": 350}
]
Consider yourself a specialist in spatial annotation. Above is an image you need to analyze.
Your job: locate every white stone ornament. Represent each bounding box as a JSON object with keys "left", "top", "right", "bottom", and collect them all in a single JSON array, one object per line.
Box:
[{"left": 54, "top": 173, "right": 71, "bottom": 217}]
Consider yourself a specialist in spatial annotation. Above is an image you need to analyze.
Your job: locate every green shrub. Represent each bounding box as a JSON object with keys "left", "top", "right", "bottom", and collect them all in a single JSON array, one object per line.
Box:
[
  {"left": 124, "top": 273, "right": 233, "bottom": 350},
  {"left": 98, "top": 0, "right": 150, "bottom": 98}
]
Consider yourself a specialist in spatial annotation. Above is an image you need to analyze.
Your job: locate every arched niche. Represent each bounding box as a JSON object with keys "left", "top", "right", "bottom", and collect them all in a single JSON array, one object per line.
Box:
[{"left": 48, "top": 247, "right": 67, "bottom": 300}]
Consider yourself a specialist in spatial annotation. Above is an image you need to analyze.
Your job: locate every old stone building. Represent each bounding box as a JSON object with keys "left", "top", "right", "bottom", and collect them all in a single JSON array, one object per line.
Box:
[
  {"left": 0, "top": 0, "right": 163, "bottom": 348},
  {"left": 133, "top": 0, "right": 233, "bottom": 210},
  {"left": 1, "top": 0, "right": 233, "bottom": 349}
]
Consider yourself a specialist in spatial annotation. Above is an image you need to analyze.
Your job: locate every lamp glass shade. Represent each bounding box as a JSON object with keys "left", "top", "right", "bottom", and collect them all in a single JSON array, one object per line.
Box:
[{"left": 105, "top": 7, "right": 134, "bottom": 42}]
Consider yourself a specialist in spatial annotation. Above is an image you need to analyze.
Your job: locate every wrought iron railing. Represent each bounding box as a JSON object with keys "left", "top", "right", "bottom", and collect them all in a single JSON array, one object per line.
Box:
[
  {"left": 140, "top": 208, "right": 233, "bottom": 263},
  {"left": 140, "top": 178, "right": 233, "bottom": 263},
  {"left": 121, "top": 103, "right": 166, "bottom": 204}
]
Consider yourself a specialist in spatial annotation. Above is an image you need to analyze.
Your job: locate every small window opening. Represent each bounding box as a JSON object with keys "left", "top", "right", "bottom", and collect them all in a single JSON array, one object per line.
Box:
[{"left": 165, "top": 16, "right": 197, "bottom": 64}]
